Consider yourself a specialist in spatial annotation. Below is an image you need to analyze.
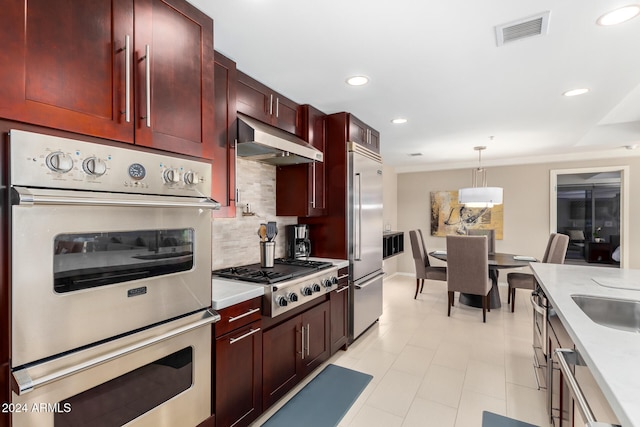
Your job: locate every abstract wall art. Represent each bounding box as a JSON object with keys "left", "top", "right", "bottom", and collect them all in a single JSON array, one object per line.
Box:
[{"left": 430, "top": 190, "right": 503, "bottom": 239}]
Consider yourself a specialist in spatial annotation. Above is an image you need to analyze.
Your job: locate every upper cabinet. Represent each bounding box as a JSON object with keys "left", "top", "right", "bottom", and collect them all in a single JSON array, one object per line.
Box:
[
  {"left": 0, "top": 0, "right": 215, "bottom": 159},
  {"left": 212, "top": 51, "right": 237, "bottom": 218},
  {"left": 347, "top": 114, "right": 380, "bottom": 153},
  {"left": 236, "top": 71, "right": 301, "bottom": 136},
  {"left": 276, "top": 105, "right": 326, "bottom": 217}
]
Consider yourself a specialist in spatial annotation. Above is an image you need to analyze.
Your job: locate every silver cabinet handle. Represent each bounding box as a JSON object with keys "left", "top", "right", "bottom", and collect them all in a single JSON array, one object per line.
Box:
[
  {"left": 229, "top": 327, "right": 261, "bottom": 344},
  {"left": 233, "top": 138, "right": 238, "bottom": 203},
  {"left": 311, "top": 161, "right": 316, "bottom": 208},
  {"left": 335, "top": 285, "right": 349, "bottom": 294},
  {"left": 306, "top": 324, "right": 310, "bottom": 356},
  {"left": 300, "top": 326, "right": 305, "bottom": 359},
  {"left": 12, "top": 309, "right": 220, "bottom": 395},
  {"left": 337, "top": 274, "right": 349, "bottom": 280},
  {"left": 275, "top": 97, "right": 279, "bottom": 118},
  {"left": 142, "top": 44, "right": 151, "bottom": 127},
  {"left": 355, "top": 272, "right": 384, "bottom": 289},
  {"left": 554, "top": 349, "right": 596, "bottom": 424},
  {"left": 228, "top": 307, "right": 260, "bottom": 323},
  {"left": 123, "top": 35, "right": 131, "bottom": 123},
  {"left": 269, "top": 94, "right": 273, "bottom": 115},
  {"left": 530, "top": 293, "right": 546, "bottom": 315}
]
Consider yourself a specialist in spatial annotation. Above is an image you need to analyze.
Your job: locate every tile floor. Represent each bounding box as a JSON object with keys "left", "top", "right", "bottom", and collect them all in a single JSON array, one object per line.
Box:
[{"left": 251, "top": 274, "right": 551, "bottom": 427}]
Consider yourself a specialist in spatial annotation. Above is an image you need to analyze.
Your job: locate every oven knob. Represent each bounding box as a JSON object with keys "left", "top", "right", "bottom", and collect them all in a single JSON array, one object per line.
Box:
[
  {"left": 331, "top": 276, "right": 339, "bottom": 285},
  {"left": 82, "top": 157, "right": 107, "bottom": 176},
  {"left": 163, "top": 168, "right": 180, "bottom": 184},
  {"left": 287, "top": 292, "right": 298, "bottom": 302},
  {"left": 312, "top": 283, "right": 321, "bottom": 292},
  {"left": 301, "top": 287, "right": 312, "bottom": 296},
  {"left": 46, "top": 151, "right": 74, "bottom": 173},
  {"left": 183, "top": 170, "right": 200, "bottom": 185},
  {"left": 276, "top": 296, "right": 288, "bottom": 307},
  {"left": 322, "top": 279, "right": 332, "bottom": 288}
]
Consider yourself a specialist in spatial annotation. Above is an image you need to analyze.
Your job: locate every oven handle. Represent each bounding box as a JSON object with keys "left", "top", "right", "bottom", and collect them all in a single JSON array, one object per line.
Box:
[
  {"left": 12, "top": 187, "right": 221, "bottom": 210},
  {"left": 12, "top": 309, "right": 221, "bottom": 395}
]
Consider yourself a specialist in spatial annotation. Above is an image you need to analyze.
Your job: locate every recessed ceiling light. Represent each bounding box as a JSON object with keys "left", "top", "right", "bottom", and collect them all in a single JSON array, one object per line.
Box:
[
  {"left": 346, "top": 75, "right": 369, "bottom": 86},
  {"left": 597, "top": 5, "right": 640, "bottom": 26},
  {"left": 391, "top": 118, "right": 407, "bottom": 124},
  {"left": 563, "top": 88, "right": 590, "bottom": 97}
]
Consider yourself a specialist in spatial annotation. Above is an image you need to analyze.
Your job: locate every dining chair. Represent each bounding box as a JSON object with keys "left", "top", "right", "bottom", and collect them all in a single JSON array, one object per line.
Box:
[
  {"left": 507, "top": 233, "right": 569, "bottom": 312},
  {"left": 409, "top": 229, "right": 447, "bottom": 299},
  {"left": 446, "top": 235, "right": 492, "bottom": 322},
  {"left": 466, "top": 229, "right": 496, "bottom": 254}
]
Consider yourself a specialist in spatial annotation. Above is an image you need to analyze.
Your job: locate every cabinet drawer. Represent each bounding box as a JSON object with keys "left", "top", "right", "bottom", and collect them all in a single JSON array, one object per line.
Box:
[{"left": 215, "top": 297, "right": 262, "bottom": 337}]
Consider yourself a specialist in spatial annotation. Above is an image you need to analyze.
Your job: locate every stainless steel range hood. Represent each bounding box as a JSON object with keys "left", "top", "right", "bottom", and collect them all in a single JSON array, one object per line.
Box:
[{"left": 237, "top": 113, "right": 323, "bottom": 165}]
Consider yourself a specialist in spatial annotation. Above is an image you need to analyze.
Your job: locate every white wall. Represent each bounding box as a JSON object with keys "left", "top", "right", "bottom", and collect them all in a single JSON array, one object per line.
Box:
[
  {"left": 382, "top": 163, "right": 399, "bottom": 275},
  {"left": 395, "top": 156, "right": 640, "bottom": 274}
]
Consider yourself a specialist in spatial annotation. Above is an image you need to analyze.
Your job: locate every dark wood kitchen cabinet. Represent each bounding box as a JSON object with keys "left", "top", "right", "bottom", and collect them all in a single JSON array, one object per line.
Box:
[
  {"left": 1, "top": 362, "right": 8, "bottom": 427},
  {"left": 212, "top": 51, "right": 237, "bottom": 218},
  {"left": 236, "top": 71, "right": 301, "bottom": 135},
  {"left": 214, "top": 298, "right": 262, "bottom": 427},
  {"left": 330, "top": 266, "right": 349, "bottom": 355},
  {"left": 276, "top": 105, "right": 326, "bottom": 217},
  {"left": 262, "top": 300, "right": 330, "bottom": 410},
  {"left": 0, "top": 0, "right": 215, "bottom": 159},
  {"left": 345, "top": 113, "right": 380, "bottom": 153}
]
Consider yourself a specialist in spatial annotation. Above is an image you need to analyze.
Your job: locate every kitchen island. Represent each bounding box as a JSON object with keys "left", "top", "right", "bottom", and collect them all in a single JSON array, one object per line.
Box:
[{"left": 531, "top": 263, "right": 640, "bottom": 427}]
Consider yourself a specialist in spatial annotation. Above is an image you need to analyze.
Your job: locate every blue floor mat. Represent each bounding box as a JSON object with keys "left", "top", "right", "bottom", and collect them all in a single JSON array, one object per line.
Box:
[
  {"left": 262, "top": 364, "right": 372, "bottom": 427},
  {"left": 482, "top": 411, "right": 538, "bottom": 427}
]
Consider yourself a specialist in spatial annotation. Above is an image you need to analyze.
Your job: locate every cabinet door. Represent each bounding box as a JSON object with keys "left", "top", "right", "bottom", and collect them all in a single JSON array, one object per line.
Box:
[
  {"left": 330, "top": 269, "right": 349, "bottom": 354},
  {"left": 133, "top": 0, "right": 215, "bottom": 159},
  {"left": 0, "top": 0, "right": 134, "bottom": 143},
  {"left": 215, "top": 321, "right": 262, "bottom": 427},
  {"left": 302, "top": 301, "right": 330, "bottom": 375},
  {"left": 273, "top": 95, "right": 301, "bottom": 136},
  {"left": 368, "top": 127, "right": 381, "bottom": 153},
  {"left": 236, "top": 71, "right": 272, "bottom": 124},
  {"left": 262, "top": 315, "right": 302, "bottom": 410},
  {"left": 347, "top": 115, "right": 367, "bottom": 146},
  {"left": 212, "top": 51, "right": 237, "bottom": 218}
]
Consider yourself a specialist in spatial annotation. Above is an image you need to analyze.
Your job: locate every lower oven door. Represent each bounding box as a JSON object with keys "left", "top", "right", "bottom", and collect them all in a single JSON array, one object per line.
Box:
[
  {"left": 11, "top": 187, "right": 215, "bottom": 367},
  {"left": 11, "top": 309, "right": 218, "bottom": 427}
]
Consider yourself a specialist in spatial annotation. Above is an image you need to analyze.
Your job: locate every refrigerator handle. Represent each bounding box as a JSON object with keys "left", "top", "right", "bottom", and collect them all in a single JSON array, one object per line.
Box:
[{"left": 355, "top": 172, "right": 362, "bottom": 261}]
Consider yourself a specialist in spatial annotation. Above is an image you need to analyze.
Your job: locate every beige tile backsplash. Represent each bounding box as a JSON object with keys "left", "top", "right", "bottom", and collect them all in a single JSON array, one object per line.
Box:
[{"left": 211, "top": 158, "right": 298, "bottom": 269}]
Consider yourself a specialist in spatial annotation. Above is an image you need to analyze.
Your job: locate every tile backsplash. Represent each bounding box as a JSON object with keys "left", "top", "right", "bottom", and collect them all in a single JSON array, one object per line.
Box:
[{"left": 211, "top": 158, "right": 297, "bottom": 269}]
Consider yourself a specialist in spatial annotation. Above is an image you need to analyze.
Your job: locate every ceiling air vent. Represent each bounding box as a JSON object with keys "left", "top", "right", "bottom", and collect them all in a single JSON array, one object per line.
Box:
[{"left": 495, "top": 11, "right": 550, "bottom": 46}]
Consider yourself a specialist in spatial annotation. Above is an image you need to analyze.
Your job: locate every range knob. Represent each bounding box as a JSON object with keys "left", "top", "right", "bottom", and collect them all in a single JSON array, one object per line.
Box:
[
  {"left": 287, "top": 292, "right": 299, "bottom": 302},
  {"left": 163, "top": 168, "right": 180, "bottom": 184},
  {"left": 322, "top": 279, "right": 332, "bottom": 288},
  {"left": 183, "top": 170, "right": 200, "bottom": 185},
  {"left": 276, "top": 296, "right": 288, "bottom": 307},
  {"left": 45, "top": 151, "right": 74, "bottom": 173},
  {"left": 312, "top": 283, "right": 321, "bottom": 292},
  {"left": 82, "top": 157, "right": 107, "bottom": 176},
  {"left": 331, "top": 276, "right": 339, "bottom": 285},
  {"left": 301, "top": 287, "right": 313, "bottom": 296}
]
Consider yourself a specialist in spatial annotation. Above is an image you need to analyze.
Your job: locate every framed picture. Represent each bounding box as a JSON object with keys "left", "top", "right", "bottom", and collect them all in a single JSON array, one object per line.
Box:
[{"left": 430, "top": 190, "right": 503, "bottom": 239}]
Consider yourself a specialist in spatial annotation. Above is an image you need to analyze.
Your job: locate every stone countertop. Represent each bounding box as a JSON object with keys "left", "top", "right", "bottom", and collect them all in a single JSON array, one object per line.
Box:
[
  {"left": 531, "top": 263, "right": 640, "bottom": 427},
  {"left": 211, "top": 258, "right": 348, "bottom": 310},
  {"left": 211, "top": 277, "right": 264, "bottom": 310}
]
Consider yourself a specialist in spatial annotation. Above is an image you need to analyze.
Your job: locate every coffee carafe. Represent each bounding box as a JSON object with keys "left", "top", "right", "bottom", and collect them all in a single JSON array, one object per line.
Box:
[{"left": 287, "top": 224, "right": 311, "bottom": 259}]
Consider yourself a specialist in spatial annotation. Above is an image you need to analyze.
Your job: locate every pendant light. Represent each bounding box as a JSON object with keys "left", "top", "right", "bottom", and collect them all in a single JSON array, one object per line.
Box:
[{"left": 458, "top": 145, "right": 503, "bottom": 208}]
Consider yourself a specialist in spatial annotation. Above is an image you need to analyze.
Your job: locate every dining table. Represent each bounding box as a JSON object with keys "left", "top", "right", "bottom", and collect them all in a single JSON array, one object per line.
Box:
[{"left": 428, "top": 251, "right": 536, "bottom": 309}]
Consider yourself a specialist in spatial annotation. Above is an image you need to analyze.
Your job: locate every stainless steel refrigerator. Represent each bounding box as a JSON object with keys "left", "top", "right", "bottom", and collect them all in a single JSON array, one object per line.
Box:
[{"left": 347, "top": 142, "right": 384, "bottom": 340}]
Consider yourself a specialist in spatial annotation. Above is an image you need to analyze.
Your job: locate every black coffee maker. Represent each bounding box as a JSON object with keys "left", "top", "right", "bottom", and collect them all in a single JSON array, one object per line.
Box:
[{"left": 287, "top": 224, "right": 311, "bottom": 259}]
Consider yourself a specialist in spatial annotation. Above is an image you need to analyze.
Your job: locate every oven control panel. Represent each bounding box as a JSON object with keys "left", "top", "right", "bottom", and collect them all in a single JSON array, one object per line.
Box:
[
  {"left": 267, "top": 267, "right": 339, "bottom": 317},
  {"left": 9, "top": 129, "right": 212, "bottom": 198}
]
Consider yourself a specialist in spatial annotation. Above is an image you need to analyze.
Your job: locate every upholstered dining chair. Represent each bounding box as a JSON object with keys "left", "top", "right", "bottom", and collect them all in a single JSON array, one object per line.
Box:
[
  {"left": 446, "top": 235, "right": 492, "bottom": 322},
  {"left": 409, "top": 230, "right": 447, "bottom": 299},
  {"left": 467, "top": 229, "right": 496, "bottom": 254},
  {"left": 507, "top": 233, "right": 569, "bottom": 312}
]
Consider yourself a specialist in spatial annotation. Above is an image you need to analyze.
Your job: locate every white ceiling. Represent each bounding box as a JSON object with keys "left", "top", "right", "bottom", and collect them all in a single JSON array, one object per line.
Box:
[{"left": 190, "top": 0, "right": 640, "bottom": 172}]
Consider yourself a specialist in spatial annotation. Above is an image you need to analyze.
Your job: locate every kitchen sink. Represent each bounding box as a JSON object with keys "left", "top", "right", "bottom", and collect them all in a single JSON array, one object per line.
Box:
[{"left": 572, "top": 294, "right": 640, "bottom": 333}]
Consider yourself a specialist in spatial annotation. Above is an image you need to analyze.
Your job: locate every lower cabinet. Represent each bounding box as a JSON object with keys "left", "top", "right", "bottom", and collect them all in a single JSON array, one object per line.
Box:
[
  {"left": 1, "top": 362, "right": 8, "bottom": 427},
  {"left": 330, "top": 266, "right": 349, "bottom": 354},
  {"left": 214, "top": 298, "right": 263, "bottom": 427},
  {"left": 262, "top": 300, "right": 330, "bottom": 410}
]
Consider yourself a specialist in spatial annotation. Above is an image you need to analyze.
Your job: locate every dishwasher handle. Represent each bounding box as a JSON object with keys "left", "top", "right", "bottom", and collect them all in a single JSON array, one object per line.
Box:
[{"left": 555, "top": 348, "right": 599, "bottom": 425}]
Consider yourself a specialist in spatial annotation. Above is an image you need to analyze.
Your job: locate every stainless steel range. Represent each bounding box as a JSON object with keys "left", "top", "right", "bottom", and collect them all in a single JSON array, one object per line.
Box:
[{"left": 213, "top": 259, "right": 338, "bottom": 317}]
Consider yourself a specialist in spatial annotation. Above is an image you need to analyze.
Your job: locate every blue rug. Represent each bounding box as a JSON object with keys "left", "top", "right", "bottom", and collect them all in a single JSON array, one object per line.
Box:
[
  {"left": 482, "top": 411, "right": 538, "bottom": 427},
  {"left": 262, "top": 364, "right": 372, "bottom": 427}
]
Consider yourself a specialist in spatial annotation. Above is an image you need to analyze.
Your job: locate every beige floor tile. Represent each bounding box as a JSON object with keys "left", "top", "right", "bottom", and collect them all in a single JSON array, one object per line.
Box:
[
  {"left": 505, "top": 352, "right": 540, "bottom": 389},
  {"left": 416, "top": 364, "right": 465, "bottom": 408},
  {"left": 344, "top": 404, "right": 404, "bottom": 427},
  {"left": 352, "top": 347, "right": 399, "bottom": 383},
  {"left": 366, "top": 369, "right": 422, "bottom": 417},
  {"left": 463, "top": 359, "right": 507, "bottom": 400},
  {"left": 401, "top": 397, "right": 457, "bottom": 427},
  {"left": 431, "top": 339, "right": 472, "bottom": 371},
  {"left": 506, "top": 382, "right": 551, "bottom": 426},
  {"left": 390, "top": 344, "right": 435, "bottom": 377},
  {"left": 454, "top": 389, "right": 506, "bottom": 427}
]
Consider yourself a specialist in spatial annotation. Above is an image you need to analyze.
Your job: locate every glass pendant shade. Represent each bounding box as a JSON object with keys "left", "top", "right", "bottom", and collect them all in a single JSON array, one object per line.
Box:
[{"left": 458, "top": 146, "right": 503, "bottom": 208}]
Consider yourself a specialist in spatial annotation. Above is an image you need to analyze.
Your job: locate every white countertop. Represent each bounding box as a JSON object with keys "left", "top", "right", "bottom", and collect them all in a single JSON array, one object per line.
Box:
[
  {"left": 211, "top": 258, "right": 348, "bottom": 310},
  {"left": 531, "top": 263, "right": 640, "bottom": 427}
]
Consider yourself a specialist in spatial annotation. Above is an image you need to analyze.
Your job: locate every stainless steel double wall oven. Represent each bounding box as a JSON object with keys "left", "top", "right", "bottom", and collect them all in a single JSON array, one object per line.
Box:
[{"left": 9, "top": 130, "right": 220, "bottom": 426}]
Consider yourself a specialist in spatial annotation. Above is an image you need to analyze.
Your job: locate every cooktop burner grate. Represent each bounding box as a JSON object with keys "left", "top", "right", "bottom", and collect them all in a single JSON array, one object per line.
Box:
[{"left": 212, "top": 258, "right": 333, "bottom": 284}]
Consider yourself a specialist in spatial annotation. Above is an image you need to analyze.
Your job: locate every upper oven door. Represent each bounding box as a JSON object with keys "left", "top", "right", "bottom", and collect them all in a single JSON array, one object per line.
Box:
[{"left": 11, "top": 187, "right": 215, "bottom": 367}]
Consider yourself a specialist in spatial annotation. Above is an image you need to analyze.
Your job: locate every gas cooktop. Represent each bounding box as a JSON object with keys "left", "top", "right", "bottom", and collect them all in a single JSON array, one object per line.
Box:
[{"left": 212, "top": 258, "right": 333, "bottom": 284}]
